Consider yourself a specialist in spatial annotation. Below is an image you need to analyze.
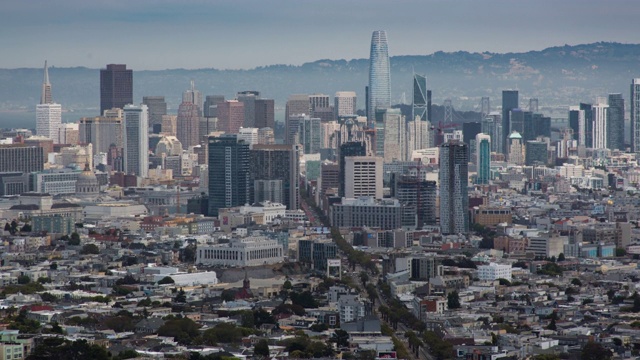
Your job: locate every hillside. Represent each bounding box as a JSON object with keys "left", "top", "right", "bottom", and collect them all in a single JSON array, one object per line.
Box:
[{"left": 1, "top": 42, "right": 638, "bottom": 114}]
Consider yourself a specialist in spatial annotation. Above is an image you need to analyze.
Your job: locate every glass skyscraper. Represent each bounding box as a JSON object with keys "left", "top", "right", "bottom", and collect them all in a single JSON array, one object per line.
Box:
[
  {"left": 439, "top": 140, "right": 469, "bottom": 234},
  {"left": 631, "top": 79, "right": 640, "bottom": 153},
  {"left": 501, "top": 90, "right": 518, "bottom": 153},
  {"left": 607, "top": 93, "right": 624, "bottom": 151},
  {"left": 368, "top": 30, "right": 391, "bottom": 123},
  {"left": 412, "top": 74, "right": 427, "bottom": 121}
]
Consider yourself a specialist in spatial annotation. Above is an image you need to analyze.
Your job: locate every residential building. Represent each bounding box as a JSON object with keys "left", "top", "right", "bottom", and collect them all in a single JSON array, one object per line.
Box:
[
  {"left": 251, "top": 144, "right": 300, "bottom": 210},
  {"left": 208, "top": 134, "right": 251, "bottom": 217},
  {"left": 439, "top": 140, "right": 469, "bottom": 234},
  {"left": 477, "top": 263, "right": 512, "bottom": 281}
]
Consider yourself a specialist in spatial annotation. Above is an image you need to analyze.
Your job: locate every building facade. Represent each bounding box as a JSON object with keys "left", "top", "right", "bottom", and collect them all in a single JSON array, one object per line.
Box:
[
  {"left": 368, "top": 30, "right": 391, "bottom": 121},
  {"left": 123, "top": 104, "right": 149, "bottom": 178},
  {"left": 100, "top": 64, "right": 133, "bottom": 114},
  {"left": 208, "top": 134, "right": 252, "bottom": 217},
  {"left": 439, "top": 140, "right": 469, "bottom": 234}
]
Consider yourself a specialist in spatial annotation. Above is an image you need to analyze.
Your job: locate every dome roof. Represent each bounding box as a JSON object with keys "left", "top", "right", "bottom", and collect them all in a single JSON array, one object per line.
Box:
[
  {"left": 76, "top": 162, "right": 99, "bottom": 194},
  {"left": 508, "top": 131, "right": 522, "bottom": 139}
]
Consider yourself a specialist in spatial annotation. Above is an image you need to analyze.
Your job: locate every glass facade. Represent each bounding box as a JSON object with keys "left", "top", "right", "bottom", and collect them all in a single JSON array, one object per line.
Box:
[{"left": 368, "top": 31, "right": 391, "bottom": 122}]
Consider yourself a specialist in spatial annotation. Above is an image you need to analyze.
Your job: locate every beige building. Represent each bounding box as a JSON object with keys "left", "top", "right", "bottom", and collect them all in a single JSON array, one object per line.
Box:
[{"left": 344, "top": 156, "right": 383, "bottom": 199}]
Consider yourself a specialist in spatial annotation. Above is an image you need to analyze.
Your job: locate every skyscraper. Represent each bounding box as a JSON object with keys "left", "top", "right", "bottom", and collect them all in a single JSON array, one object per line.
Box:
[
  {"left": 285, "top": 94, "right": 310, "bottom": 121},
  {"left": 36, "top": 61, "right": 62, "bottom": 143},
  {"left": 100, "top": 64, "right": 133, "bottom": 114},
  {"left": 412, "top": 74, "right": 428, "bottom": 121},
  {"left": 380, "top": 108, "right": 405, "bottom": 162},
  {"left": 142, "top": 96, "right": 167, "bottom": 133},
  {"left": 334, "top": 91, "right": 357, "bottom": 119},
  {"left": 339, "top": 141, "right": 366, "bottom": 197},
  {"left": 251, "top": 144, "right": 300, "bottom": 210},
  {"left": 569, "top": 106, "right": 585, "bottom": 146},
  {"left": 176, "top": 102, "right": 200, "bottom": 149},
  {"left": 439, "top": 140, "right": 469, "bottom": 234},
  {"left": 592, "top": 102, "right": 609, "bottom": 150},
  {"left": 254, "top": 99, "right": 275, "bottom": 129},
  {"left": 475, "top": 133, "right": 491, "bottom": 185},
  {"left": 580, "top": 103, "right": 594, "bottom": 148},
  {"left": 183, "top": 80, "right": 203, "bottom": 116},
  {"left": 607, "top": 93, "right": 624, "bottom": 151},
  {"left": 501, "top": 90, "right": 518, "bottom": 153},
  {"left": 79, "top": 114, "right": 123, "bottom": 155},
  {"left": 632, "top": 79, "right": 640, "bottom": 153},
  {"left": 123, "top": 104, "right": 149, "bottom": 178},
  {"left": 204, "top": 95, "right": 225, "bottom": 118},
  {"left": 217, "top": 100, "right": 245, "bottom": 134},
  {"left": 208, "top": 134, "right": 252, "bottom": 216},
  {"left": 344, "top": 156, "right": 383, "bottom": 199},
  {"left": 237, "top": 91, "right": 260, "bottom": 127},
  {"left": 368, "top": 30, "right": 391, "bottom": 123}
]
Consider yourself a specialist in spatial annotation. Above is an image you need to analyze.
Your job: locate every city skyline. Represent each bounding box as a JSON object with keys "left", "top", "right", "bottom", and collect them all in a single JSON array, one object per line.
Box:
[{"left": 1, "top": 0, "right": 639, "bottom": 70}]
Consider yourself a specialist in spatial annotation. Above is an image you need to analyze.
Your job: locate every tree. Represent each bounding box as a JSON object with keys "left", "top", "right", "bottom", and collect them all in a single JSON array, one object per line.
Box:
[
  {"left": 547, "top": 317, "right": 557, "bottom": 331},
  {"left": 571, "top": 278, "right": 582, "bottom": 287},
  {"left": 447, "top": 291, "right": 461, "bottom": 309},
  {"left": 580, "top": 341, "right": 612, "bottom": 360},
  {"left": 174, "top": 288, "right": 187, "bottom": 303},
  {"left": 49, "top": 262, "right": 58, "bottom": 270},
  {"left": 80, "top": 244, "right": 100, "bottom": 255},
  {"left": 616, "top": 248, "right": 627, "bottom": 257},
  {"left": 558, "top": 253, "right": 566, "bottom": 262},
  {"left": 157, "top": 318, "right": 201, "bottom": 345},
  {"left": 253, "top": 308, "right": 275, "bottom": 327},
  {"left": 17, "top": 275, "right": 31, "bottom": 284},
  {"left": 114, "top": 349, "right": 139, "bottom": 360},
  {"left": 26, "top": 338, "right": 110, "bottom": 360},
  {"left": 254, "top": 339, "right": 270, "bottom": 358},
  {"left": 69, "top": 232, "right": 81, "bottom": 246},
  {"left": 283, "top": 280, "right": 292, "bottom": 290},
  {"left": 332, "top": 329, "right": 350, "bottom": 348},
  {"left": 158, "top": 276, "right": 175, "bottom": 285}
]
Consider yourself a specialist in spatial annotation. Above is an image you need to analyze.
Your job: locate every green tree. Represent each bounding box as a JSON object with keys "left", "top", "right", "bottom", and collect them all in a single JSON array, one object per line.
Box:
[
  {"left": 283, "top": 280, "right": 292, "bottom": 290},
  {"left": 547, "top": 317, "right": 557, "bottom": 331},
  {"left": 21, "top": 223, "right": 32, "bottom": 233},
  {"left": 580, "top": 341, "right": 612, "bottom": 360},
  {"left": 174, "top": 288, "right": 187, "bottom": 303},
  {"left": 571, "top": 278, "right": 582, "bottom": 286},
  {"left": 616, "top": 248, "right": 627, "bottom": 257},
  {"left": 447, "top": 291, "right": 461, "bottom": 309},
  {"left": 240, "top": 310, "right": 255, "bottom": 328},
  {"left": 290, "top": 291, "right": 318, "bottom": 308},
  {"left": 17, "top": 275, "right": 31, "bottom": 284},
  {"left": 253, "top": 308, "right": 275, "bottom": 327},
  {"left": 557, "top": 253, "right": 566, "bottom": 262},
  {"left": 115, "top": 349, "right": 139, "bottom": 359},
  {"left": 80, "top": 243, "right": 100, "bottom": 255},
  {"left": 254, "top": 339, "right": 270, "bottom": 358},
  {"left": 332, "top": 329, "right": 350, "bottom": 347},
  {"left": 157, "top": 318, "right": 201, "bottom": 345},
  {"left": 26, "top": 338, "right": 110, "bottom": 360},
  {"left": 158, "top": 276, "right": 175, "bottom": 285},
  {"left": 69, "top": 232, "right": 81, "bottom": 246}
]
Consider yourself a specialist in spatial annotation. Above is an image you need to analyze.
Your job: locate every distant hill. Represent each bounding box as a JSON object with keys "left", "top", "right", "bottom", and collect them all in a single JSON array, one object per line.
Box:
[{"left": 1, "top": 42, "right": 639, "bottom": 115}]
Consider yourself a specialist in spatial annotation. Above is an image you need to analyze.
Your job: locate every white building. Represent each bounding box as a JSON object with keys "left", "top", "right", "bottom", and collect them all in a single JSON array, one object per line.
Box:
[
  {"left": 334, "top": 91, "right": 357, "bottom": 118},
  {"left": 338, "top": 294, "right": 366, "bottom": 323},
  {"left": 36, "top": 104, "right": 62, "bottom": 144},
  {"left": 123, "top": 104, "right": 149, "bottom": 178},
  {"left": 477, "top": 263, "right": 512, "bottom": 281},
  {"left": 344, "top": 156, "right": 383, "bottom": 199},
  {"left": 239, "top": 201, "right": 286, "bottom": 223},
  {"left": 238, "top": 127, "right": 259, "bottom": 147},
  {"left": 196, "top": 236, "right": 284, "bottom": 267},
  {"left": 592, "top": 102, "right": 609, "bottom": 150}
]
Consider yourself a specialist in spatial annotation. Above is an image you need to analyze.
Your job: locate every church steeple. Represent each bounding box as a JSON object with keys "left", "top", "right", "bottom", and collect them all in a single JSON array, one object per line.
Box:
[{"left": 41, "top": 60, "right": 52, "bottom": 104}]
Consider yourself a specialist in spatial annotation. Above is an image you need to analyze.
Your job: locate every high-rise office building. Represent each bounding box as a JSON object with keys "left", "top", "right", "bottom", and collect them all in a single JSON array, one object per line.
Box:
[
  {"left": 509, "top": 108, "right": 524, "bottom": 135},
  {"left": 476, "top": 133, "right": 491, "bottom": 184},
  {"left": 251, "top": 144, "right": 300, "bottom": 210},
  {"left": 254, "top": 99, "right": 275, "bottom": 129},
  {"left": 380, "top": 108, "right": 405, "bottom": 162},
  {"left": 161, "top": 115, "right": 177, "bottom": 137},
  {"left": 208, "top": 134, "right": 252, "bottom": 216},
  {"left": 368, "top": 30, "right": 391, "bottom": 123},
  {"left": 335, "top": 91, "right": 357, "bottom": 119},
  {"left": 632, "top": 79, "right": 640, "bottom": 153},
  {"left": 237, "top": 91, "right": 260, "bottom": 127},
  {"left": 123, "top": 104, "right": 149, "bottom": 178},
  {"left": 204, "top": 95, "right": 225, "bottom": 118},
  {"left": 501, "top": 90, "right": 519, "bottom": 153},
  {"left": 339, "top": 142, "right": 366, "bottom": 197},
  {"left": 295, "top": 115, "right": 321, "bottom": 154},
  {"left": 177, "top": 102, "right": 200, "bottom": 149},
  {"left": 507, "top": 132, "right": 524, "bottom": 165},
  {"left": 391, "top": 174, "right": 437, "bottom": 228},
  {"left": 142, "top": 96, "right": 167, "bottom": 133},
  {"left": 569, "top": 106, "right": 586, "bottom": 146},
  {"left": 482, "top": 112, "right": 502, "bottom": 154},
  {"left": 183, "top": 80, "right": 203, "bottom": 116},
  {"left": 0, "top": 145, "right": 44, "bottom": 173},
  {"left": 525, "top": 140, "right": 548, "bottom": 166},
  {"left": 285, "top": 94, "right": 310, "bottom": 121},
  {"left": 439, "top": 140, "right": 469, "bottom": 234},
  {"left": 412, "top": 74, "right": 428, "bottom": 121},
  {"left": 344, "top": 156, "right": 383, "bottom": 199},
  {"left": 41, "top": 60, "right": 52, "bottom": 105},
  {"left": 580, "top": 103, "right": 594, "bottom": 148},
  {"left": 309, "top": 94, "right": 331, "bottom": 119},
  {"left": 592, "top": 102, "right": 609, "bottom": 150},
  {"left": 36, "top": 61, "right": 61, "bottom": 143},
  {"left": 79, "top": 115, "right": 123, "bottom": 155},
  {"left": 407, "top": 117, "right": 431, "bottom": 154},
  {"left": 217, "top": 100, "right": 245, "bottom": 134},
  {"left": 100, "top": 64, "right": 133, "bottom": 114},
  {"left": 608, "top": 93, "right": 625, "bottom": 151}
]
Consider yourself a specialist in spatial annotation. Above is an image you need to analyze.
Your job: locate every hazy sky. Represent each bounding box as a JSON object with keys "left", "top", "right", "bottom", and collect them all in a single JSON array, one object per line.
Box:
[{"left": 1, "top": 0, "right": 638, "bottom": 70}]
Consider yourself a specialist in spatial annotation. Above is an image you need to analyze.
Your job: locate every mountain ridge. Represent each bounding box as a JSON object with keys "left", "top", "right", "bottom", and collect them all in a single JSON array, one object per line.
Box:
[{"left": 1, "top": 42, "right": 638, "bottom": 113}]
